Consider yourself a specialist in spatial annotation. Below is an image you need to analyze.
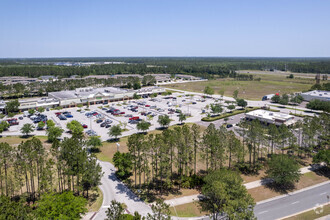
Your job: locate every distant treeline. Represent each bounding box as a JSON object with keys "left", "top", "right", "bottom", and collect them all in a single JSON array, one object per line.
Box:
[{"left": 0, "top": 57, "right": 329, "bottom": 78}]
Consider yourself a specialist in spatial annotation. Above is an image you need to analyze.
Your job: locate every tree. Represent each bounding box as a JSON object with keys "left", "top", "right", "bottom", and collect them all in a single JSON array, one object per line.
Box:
[
  {"left": 87, "top": 136, "right": 102, "bottom": 151},
  {"left": 313, "top": 149, "right": 330, "bottom": 168},
  {"left": 108, "top": 125, "right": 122, "bottom": 140},
  {"left": 233, "top": 89, "right": 239, "bottom": 99},
  {"left": 271, "top": 94, "right": 280, "bottom": 103},
  {"left": 266, "top": 154, "right": 301, "bottom": 187},
  {"left": 279, "top": 94, "right": 289, "bottom": 105},
  {"left": 28, "top": 109, "right": 35, "bottom": 115},
  {"left": 178, "top": 113, "right": 187, "bottom": 124},
  {"left": 306, "top": 99, "right": 330, "bottom": 112},
  {"left": 38, "top": 107, "right": 45, "bottom": 113},
  {"left": 137, "top": 120, "right": 151, "bottom": 133},
  {"left": 146, "top": 199, "right": 171, "bottom": 220},
  {"left": 157, "top": 115, "right": 171, "bottom": 128},
  {"left": 201, "top": 169, "right": 255, "bottom": 220},
  {"left": 105, "top": 200, "right": 125, "bottom": 220},
  {"left": 210, "top": 104, "right": 223, "bottom": 115},
  {"left": 46, "top": 119, "right": 55, "bottom": 128},
  {"left": 0, "top": 121, "right": 9, "bottom": 134},
  {"left": 227, "top": 104, "right": 235, "bottom": 111},
  {"left": 20, "top": 123, "right": 34, "bottom": 137},
  {"left": 47, "top": 126, "right": 64, "bottom": 142},
  {"left": 5, "top": 100, "right": 19, "bottom": 113},
  {"left": 133, "top": 82, "right": 141, "bottom": 90},
  {"left": 66, "top": 120, "right": 84, "bottom": 138},
  {"left": 133, "top": 93, "right": 141, "bottom": 99},
  {"left": 37, "top": 121, "right": 45, "bottom": 130},
  {"left": 204, "top": 86, "right": 214, "bottom": 96},
  {"left": 34, "top": 191, "right": 87, "bottom": 220},
  {"left": 236, "top": 98, "right": 247, "bottom": 109},
  {"left": 113, "top": 152, "right": 133, "bottom": 181}
]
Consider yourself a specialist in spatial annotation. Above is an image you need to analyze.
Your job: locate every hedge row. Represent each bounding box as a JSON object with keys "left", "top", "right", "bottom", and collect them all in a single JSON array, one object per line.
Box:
[{"left": 201, "top": 107, "right": 260, "bottom": 122}]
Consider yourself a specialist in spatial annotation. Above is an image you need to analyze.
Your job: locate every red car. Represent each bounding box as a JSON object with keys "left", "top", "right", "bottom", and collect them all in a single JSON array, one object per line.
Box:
[
  {"left": 93, "top": 112, "right": 98, "bottom": 116},
  {"left": 129, "top": 116, "right": 139, "bottom": 121},
  {"left": 82, "top": 124, "right": 88, "bottom": 128},
  {"left": 55, "top": 112, "right": 61, "bottom": 116},
  {"left": 113, "top": 113, "right": 119, "bottom": 116},
  {"left": 145, "top": 105, "right": 150, "bottom": 107},
  {"left": 120, "top": 112, "right": 125, "bottom": 114}
]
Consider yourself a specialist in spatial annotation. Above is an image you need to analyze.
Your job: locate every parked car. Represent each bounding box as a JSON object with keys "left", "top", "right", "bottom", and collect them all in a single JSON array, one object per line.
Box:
[
  {"left": 65, "top": 114, "right": 73, "bottom": 118},
  {"left": 105, "top": 119, "right": 113, "bottom": 123},
  {"left": 96, "top": 119, "right": 103, "bottom": 123},
  {"left": 226, "top": 124, "right": 233, "bottom": 128},
  {"left": 145, "top": 105, "right": 150, "bottom": 107},
  {"left": 82, "top": 124, "right": 88, "bottom": 128},
  {"left": 105, "top": 124, "right": 111, "bottom": 128},
  {"left": 19, "top": 116, "right": 23, "bottom": 120}
]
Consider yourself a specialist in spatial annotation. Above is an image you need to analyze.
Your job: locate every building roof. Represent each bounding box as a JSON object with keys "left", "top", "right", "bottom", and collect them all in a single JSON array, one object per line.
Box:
[
  {"left": 49, "top": 87, "right": 133, "bottom": 100},
  {"left": 246, "top": 109, "right": 293, "bottom": 121},
  {"left": 301, "top": 90, "right": 330, "bottom": 99}
]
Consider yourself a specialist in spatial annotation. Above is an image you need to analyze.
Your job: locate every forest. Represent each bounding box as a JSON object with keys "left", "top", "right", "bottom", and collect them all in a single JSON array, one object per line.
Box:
[
  {"left": 0, "top": 57, "right": 330, "bottom": 79},
  {"left": 112, "top": 113, "right": 329, "bottom": 202},
  {"left": 0, "top": 135, "right": 103, "bottom": 219}
]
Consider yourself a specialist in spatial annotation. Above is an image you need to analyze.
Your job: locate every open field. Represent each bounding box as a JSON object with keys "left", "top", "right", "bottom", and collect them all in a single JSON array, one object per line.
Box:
[{"left": 163, "top": 74, "right": 314, "bottom": 100}]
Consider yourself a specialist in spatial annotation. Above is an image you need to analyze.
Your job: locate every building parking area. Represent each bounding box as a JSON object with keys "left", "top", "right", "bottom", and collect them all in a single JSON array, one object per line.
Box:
[{"left": 2, "top": 92, "right": 244, "bottom": 141}]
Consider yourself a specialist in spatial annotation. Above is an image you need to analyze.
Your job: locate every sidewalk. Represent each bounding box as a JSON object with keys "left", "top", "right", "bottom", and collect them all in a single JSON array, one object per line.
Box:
[{"left": 165, "top": 164, "right": 323, "bottom": 206}]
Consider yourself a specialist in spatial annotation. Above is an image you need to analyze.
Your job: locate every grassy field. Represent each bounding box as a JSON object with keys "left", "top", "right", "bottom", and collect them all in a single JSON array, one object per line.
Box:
[
  {"left": 169, "top": 201, "right": 208, "bottom": 217},
  {"left": 86, "top": 187, "right": 103, "bottom": 212},
  {"left": 163, "top": 74, "right": 313, "bottom": 100},
  {"left": 283, "top": 204, "right": 330, "bottom": 220}
]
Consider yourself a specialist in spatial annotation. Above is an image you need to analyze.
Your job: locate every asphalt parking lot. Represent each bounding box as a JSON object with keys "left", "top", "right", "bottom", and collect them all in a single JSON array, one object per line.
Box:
[{"left": 2, "top": 92, "right": 243, "bottom": 141}]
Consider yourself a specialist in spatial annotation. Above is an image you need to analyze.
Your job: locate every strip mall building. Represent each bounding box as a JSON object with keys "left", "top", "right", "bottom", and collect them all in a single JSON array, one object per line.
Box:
[{"left": 0, "top": 86, "right": 166, "bottom": 111}]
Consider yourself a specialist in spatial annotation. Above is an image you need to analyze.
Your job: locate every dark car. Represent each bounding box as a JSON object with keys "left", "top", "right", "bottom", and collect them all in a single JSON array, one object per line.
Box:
[
  {"left": 226, "top": 124, "right": 233, "bottom": 128},
  {"left": 19, "top": 116, "right": 23, "bottom": 120},
  {"left": 96, "top": 119, "right": 103, "bottom": 123},
  {"left": 100, "top": 122, "right": 107, "bottom": 127},
  {"left": 105, "top": 124, "right": 111, "bottom": 128}
]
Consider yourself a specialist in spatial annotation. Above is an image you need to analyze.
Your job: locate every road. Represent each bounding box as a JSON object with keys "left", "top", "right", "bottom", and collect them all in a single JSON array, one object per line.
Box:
[
  {"left": 255, "top": 181, "right": 330, "bottom": 220},
  {"left": 92, "top": 161, "right": 152, "bottom": 220}
]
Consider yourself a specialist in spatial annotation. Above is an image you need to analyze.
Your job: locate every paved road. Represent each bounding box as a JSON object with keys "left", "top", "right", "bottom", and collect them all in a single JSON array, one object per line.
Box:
[
  {"left": 255, "top": 181, "right": 330, "bottom": 220},
  {"left": 93, "top": 161, "right": 152, "bottom": 220},
  {"left": 170, "top": 181, "right": 330, "bottom": 220}
]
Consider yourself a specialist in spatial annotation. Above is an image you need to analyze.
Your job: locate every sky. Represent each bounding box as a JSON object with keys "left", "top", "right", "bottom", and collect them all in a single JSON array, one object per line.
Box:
[{"left": 0, "top": 0, "right": 330, "bottom": 58}]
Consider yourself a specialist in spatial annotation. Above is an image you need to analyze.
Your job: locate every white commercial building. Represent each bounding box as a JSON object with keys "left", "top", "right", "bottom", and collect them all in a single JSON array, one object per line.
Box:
[
  {"left": 245, "top": 109, "right": 295, "bottom": 126},
  {"left": 300, "top": 90, "right": 330, "bottom": 102}
]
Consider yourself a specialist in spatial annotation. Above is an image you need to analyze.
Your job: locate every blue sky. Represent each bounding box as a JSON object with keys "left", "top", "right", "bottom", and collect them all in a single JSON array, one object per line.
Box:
[{"left": 0, "top": 0, "right": 329, "bottom": 58}]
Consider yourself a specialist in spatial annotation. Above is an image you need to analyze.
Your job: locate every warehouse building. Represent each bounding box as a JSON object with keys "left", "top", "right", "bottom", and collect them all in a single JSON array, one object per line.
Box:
[
  {"left": 245, "top": 109, "right": 295, "bottom": 126},
  {"left": 300, "top": 90, "right": 330, "bottom": 102}
]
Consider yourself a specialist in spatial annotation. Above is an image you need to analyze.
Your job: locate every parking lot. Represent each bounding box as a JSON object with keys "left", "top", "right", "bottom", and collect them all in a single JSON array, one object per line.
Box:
[{"left": 2, "top": 92, "right": 242, "bottom": 141}]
